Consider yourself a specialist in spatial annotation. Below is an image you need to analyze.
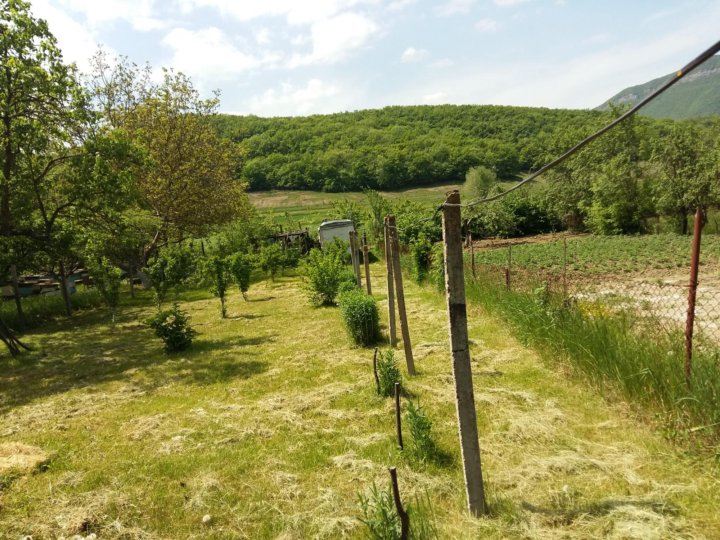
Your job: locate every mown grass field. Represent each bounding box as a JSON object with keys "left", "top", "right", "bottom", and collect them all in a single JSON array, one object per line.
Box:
[{"left": 1, "top": 266, "right": 719, "bottom": 538}]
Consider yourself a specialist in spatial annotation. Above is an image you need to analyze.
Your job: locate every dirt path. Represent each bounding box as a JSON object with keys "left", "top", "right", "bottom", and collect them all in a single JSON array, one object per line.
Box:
[{"left": 0, "top": 268, "right": 718, "bottom": 538}]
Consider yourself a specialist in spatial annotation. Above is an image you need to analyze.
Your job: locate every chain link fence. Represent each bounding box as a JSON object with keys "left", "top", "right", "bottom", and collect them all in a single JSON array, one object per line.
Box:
[{"left": 467, "top": 233, "right": 720, "bottom": 347}]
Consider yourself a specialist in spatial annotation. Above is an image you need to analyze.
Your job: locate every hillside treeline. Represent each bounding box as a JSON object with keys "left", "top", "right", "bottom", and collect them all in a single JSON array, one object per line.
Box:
[
  {"left": 215, "top": 106, "right": 720, "bottom": 237},
  {"left": 211, "top": 106, "right": 604, "bottom": 191}
]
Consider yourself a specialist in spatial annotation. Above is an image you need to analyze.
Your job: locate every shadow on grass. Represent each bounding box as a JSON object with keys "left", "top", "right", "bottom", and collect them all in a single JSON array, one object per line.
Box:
[
  {"left": 0, "top": 306, "right": 271, "bottom": 415},
  {"left": 521, "top": 498, "right": 678, "bottom": 526}
]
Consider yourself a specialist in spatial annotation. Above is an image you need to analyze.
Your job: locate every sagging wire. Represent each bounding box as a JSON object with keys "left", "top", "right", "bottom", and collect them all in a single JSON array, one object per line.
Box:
[{"left": 441, "top": 38, "right": 720, "bottom": 209}]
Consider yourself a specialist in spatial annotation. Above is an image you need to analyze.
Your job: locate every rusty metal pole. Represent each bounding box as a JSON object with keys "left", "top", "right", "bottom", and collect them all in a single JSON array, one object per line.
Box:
[
  {"left": 506, "top": 244, "right": 512, "bottom": 291},
  {"left": 685, "top": 207, "right": 704, "bottom": 387},
  {"left": 563, "top": 236, "right": 568, "bottom": 299},
  {"left": 442, "top": 190, "right": 487, "bottom": 517}
]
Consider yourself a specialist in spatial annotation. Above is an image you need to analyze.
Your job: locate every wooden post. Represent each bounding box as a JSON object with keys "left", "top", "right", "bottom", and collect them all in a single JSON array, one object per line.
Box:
[
  {"left": 562, "top": 236, "right": 568, "bottom": 298},
  {"left": 395, "top": 382, "right": 403, "bottom": 450},
  {"left": 363, "top": 232, "right": 372, "bottom": 295},
  {"left": 10, "top": 264, "right": 25, "bottom": 331},
  {"left": 373, "top": 348, "right": 380, "bottom": 394},
  {"left": 389, "top": 467, "right": 409, "bottom": 540},
  {"left": 685, "top": 207, "right": 703, "bottom": 387},
  {"left": 384, "top": 219, "right": 397, "bottom": 347},
  {"left": 387, "top": 215, "right": 416, "bottom": 376},
  {"left": 350, "top": 231, "right": 362, "bottom": 288},
  {"left": 441, "top": 190, "right": 487, "bottom": 517}
]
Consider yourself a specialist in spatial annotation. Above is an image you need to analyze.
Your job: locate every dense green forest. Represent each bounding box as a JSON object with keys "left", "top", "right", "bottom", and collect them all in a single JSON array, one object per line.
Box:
[
  {"left": 211, "top": 106, "right": 604, "bottom": 191},
  {"left": 213, "top": 105, "right": 720, "bottom": 237}
]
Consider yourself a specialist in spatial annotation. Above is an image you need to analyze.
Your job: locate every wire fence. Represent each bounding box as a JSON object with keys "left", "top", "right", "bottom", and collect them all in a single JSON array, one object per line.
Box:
[{"left": 466, "top": 234, "right": 720, "bottom": 348}]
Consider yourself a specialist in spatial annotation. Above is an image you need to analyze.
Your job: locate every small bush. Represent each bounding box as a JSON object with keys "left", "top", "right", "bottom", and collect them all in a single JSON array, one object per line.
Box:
[
  {"left": 429, "top": 242, "right": 445, "bottom": 293},
  {"left": 410, "top": 233, "right": 433, "bottom": 284},
  {"left": 406, "top": 401, "right": 436, "bottom": 460},
  {"left": 338, "top": 289, "right": 381, "bottom": 346},
  {"left": 376, "top": 349, "right": 401, "bottom": 397},
  {"left": 301, "top": 248, "right": 347, "bottom": 306},
  {"left": 147, "top": 303, "right": 196, "bottom": 352},
  {"left": 358, "top": 483, "right": 401, "bottom": 539},
  {"left": 227, "top": 252, "right": 254, "bottom": 300},
  {"left": 258, "top": 243, "right": 286, "bottom": 280}
]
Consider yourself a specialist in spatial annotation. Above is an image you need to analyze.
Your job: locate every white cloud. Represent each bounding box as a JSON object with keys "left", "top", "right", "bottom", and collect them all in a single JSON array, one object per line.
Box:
[
  {"left": 436, "top": 0, "right": 476, "bottom": 16},
  {"left": 247, "top": 79, "right": 343, "bottom": 115},
  {"left": 255, "top": 28, "right": 272, "bottom": 45},
  {"left": 288, "top": 12, "right": 379, "bottom": 67},
  {"left": 387, "top": 0, "right": 416, "bottom": 11},
  {"left": 177, "top": 0, "right": 377, "bottom": 26},
  {"left": 493, "top": 0, "right": 532, "bottom": 6},
  {"left": 51, "top": 0, "right": 167, "bottom": 31},
  {"left": 475, "top": 18, "right": 498, "bottom": 32},
  {"left": 30, "top": 0, "right": 106, "bottom": 71},
  {"left": 401, "top": 47, "right": 429, "bottom": 63},
  {"left": 423, "top": 91, "right": 446, "bottom": 103},
  {"left": 162, "top": 27, "right": 273, "bottom": 80}
]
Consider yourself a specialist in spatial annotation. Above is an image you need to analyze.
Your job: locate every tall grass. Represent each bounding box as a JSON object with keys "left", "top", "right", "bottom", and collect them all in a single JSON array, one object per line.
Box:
[{"left": 465, "top": 275, "right": 720, "bottom": 447}]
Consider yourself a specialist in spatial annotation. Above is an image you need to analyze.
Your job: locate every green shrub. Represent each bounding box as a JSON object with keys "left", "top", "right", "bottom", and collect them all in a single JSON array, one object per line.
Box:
[
  {"left": 358, "top": 483, "right": 401, "bottom": 539},
  {"left": 376, "top": 349, "right": 401, "bottom": 397},
  {"left": 406, "top": 401, "right": 436, "bottom": 460},
  {"left": 429, "top": 242, "right": 445, "bottom": 293},
  {"left": 338, "top": 289, "right": 381, "bottom": 346},
  {"left": 204, "top": 256, "right": 230, "bottom": 318},
  {"left": 147, "top": 303, "right": 196, "bottom": 352},
  {"left": 258, "top": 243, "right": 286, "bottom": 280},
  {"left": 410, "top": 233, "right": 433, "bottom": 284},
  {"left": 144, "top": 244, "right": 196, "bottom": 309},
  {"left": 227, "top": 252, "right": 254, "bottom": 300},
  {"left": 87, "top": 257, "right": 123, "bottom": 322},
  {"left": 301, "top": 248, "right": 347, "bottom": 306}
]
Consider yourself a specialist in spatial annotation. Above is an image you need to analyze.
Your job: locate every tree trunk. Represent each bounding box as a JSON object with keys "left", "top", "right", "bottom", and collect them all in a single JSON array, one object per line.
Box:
[
  {"left": 58, "top": 260, "right": 73, "bottom": 317},
  {"left": 10, "top": 264, "right": 25, "bottom": 331}
]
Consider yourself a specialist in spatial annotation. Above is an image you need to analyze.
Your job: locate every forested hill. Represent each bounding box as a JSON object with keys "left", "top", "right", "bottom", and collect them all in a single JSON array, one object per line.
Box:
[
  {"left": 599, "top": 55, "right": 720, "bottom": 120},
  {"left": 211, "top": 105, "right": 604, "bottom": 192}
]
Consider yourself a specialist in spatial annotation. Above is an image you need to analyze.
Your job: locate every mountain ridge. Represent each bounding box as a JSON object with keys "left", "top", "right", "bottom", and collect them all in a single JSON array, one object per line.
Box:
[{"left": 598, "top": 55, "right": 720, "bottom": 119}]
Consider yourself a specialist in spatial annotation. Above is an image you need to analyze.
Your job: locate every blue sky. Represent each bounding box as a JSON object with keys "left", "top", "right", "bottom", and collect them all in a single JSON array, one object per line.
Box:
[{"left": 29, "top": 0, "right": 720, "bottom": 116}]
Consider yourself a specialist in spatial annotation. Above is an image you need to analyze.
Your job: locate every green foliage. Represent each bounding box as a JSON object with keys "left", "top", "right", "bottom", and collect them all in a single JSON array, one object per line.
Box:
[
  {"left": 325, "top": 237, "right": 352, "bottom": 265},
  {"left": 429, "top": 242, "right": 446, "bottom": 293},
  {"left": 393, "top": 201, "right": 441, "bottom": 245},
  {"left": 338, "top": 289, "right": 380, "bottom": 346},
  {"left": 227, "top": 252, "right": 254, "bottom": 300},
  {"left": 463, "top": 165, "right": 498, "bottom": 199},
  {"left": 410, "top": 233, "right": 433, "bottom": 284},
  {"left": 358, "top": 483, "right": 439, "bottom": 540},
  {"left": 0, "top": 288, "right": 102, "bottom": 330},
  {"left": 365, "top": 189, "right": 391, "bottom": 240},
  {"left": 376, "top": 349, "right": 401, "bottom": 397},
  {"left": 332, "top": 199, "right": 364, "bottom": 230},
  {"left": 406, "top": 401, "right": 436, "bottom": 460},
  {"left": 144, "top": 244, "right": 196, "bottom": 309},
  {"left": 301, "top": 248, "right": 349, "bottom": 306},
  {"left": 358, "top": 483, "right": 401, "bottom": 539},
  {"left": 147, "top": 303, "right": 197, "bottom": 353},
  {"left": 87, "top": 257, "right": 123, "bottom": 321},
  {"left": 258, "top": 243, "right": 286, "bottom": 280},
  {"left": 204, "top": 256, "right": 230, "bottom": 318}
]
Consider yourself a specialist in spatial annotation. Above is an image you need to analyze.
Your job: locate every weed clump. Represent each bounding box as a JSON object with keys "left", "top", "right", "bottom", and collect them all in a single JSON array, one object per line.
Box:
[
  {"left": 358, "top": 482, "right": 438, "bottom": 539},
  {"left": 406, "top": 401, "right": 436, "bottom": 460},
  {"left": 338, "top": 289, "right": 381, "bottom": 346},
  {"left": 147, "top": 303, "right": 196, "bottom": 352},
  {"left": 376, "top": 349, "right": 401, "bottom": 397}
]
